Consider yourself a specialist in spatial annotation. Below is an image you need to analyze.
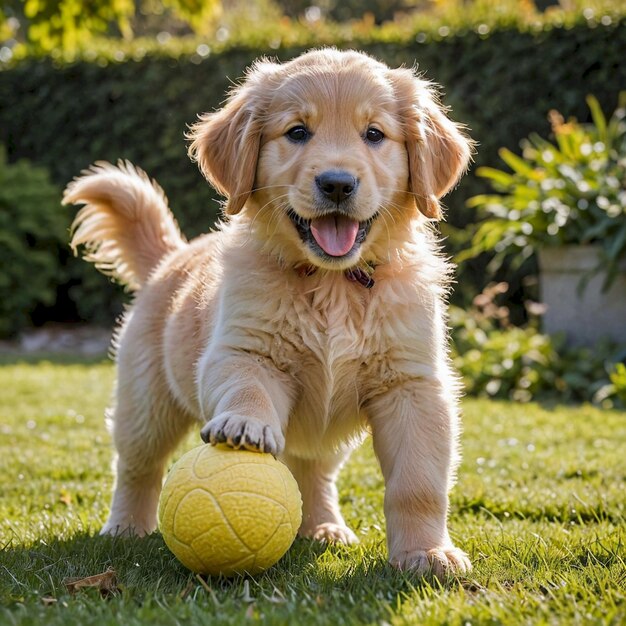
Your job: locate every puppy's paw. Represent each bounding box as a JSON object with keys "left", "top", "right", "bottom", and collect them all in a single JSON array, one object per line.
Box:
[
  {"left": 100, "top": 519, "right": 153, "bottom": 538},
  {"left": 390, "top": 545, "right": 471, "bottom": 579},
  {"left": 201, "top": 414, "right": 285, "bottom": 455},
  {"left": 300, "top": 522, "right": 359, "bottom": 545}
]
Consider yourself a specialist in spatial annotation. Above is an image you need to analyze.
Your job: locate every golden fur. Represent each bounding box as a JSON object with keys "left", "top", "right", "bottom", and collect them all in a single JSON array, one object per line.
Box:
[{"left": 64, "top": 48, "right": 473, "bottom": 577}]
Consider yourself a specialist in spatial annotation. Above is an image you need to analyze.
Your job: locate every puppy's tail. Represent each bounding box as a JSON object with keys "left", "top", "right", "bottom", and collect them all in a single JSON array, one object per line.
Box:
[{"left": 64, "top": 161, "right": 186, "bottom": 290}]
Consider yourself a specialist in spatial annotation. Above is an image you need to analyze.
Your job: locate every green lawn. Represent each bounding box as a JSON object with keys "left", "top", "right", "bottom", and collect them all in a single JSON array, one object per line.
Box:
[{"left": 0, "top": 357, "right": 624, "bottom": 625}]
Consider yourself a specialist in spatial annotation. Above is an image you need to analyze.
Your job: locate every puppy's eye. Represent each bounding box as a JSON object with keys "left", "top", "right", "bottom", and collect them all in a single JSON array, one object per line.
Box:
[
  {"left": 286, "top": 125, "right": 310, "bottom": 143},
  {"left": 365, "top": 127, "right": 384, "bottom": 144}
]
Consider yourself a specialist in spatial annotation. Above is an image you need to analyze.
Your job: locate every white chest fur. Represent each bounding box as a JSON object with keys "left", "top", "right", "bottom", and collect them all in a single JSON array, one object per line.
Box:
[{"left": 279, "top": 275, "right": 376, "bottom": 456}]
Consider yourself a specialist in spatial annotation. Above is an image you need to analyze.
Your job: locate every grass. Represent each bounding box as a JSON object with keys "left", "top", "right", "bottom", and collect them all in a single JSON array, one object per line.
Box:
[{"left": 0, "top": 356, "right": 624, "bottom": 625}]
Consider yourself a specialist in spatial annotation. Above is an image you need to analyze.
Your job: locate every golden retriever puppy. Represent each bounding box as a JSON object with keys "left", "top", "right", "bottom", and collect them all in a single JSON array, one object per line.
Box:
[{"left": 64, "top": 48, "right": 473, "bottom": 577}]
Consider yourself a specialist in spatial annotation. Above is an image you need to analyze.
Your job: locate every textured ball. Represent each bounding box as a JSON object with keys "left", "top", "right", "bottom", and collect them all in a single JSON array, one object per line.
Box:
[{"left": 158, "top": 444, "right": 302, "bottom": 576}]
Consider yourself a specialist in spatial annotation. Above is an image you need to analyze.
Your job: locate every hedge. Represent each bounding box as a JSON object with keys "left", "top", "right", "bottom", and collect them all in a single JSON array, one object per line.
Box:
[
  {"left": 0, "top": 16, "right": 624, "bottom": 331},
  {"left": 0, "top": 149, "right": 66, "bottom": 336}
]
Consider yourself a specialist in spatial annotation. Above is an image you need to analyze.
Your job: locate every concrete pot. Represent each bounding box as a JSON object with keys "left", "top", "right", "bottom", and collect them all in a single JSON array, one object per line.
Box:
[{"left": 538, "top": 245, "right": 626, "bottom": 347}]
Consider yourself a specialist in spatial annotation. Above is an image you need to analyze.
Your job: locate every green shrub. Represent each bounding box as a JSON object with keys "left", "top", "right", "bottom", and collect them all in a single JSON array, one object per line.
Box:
[
  {"left": 594, "top": 362, "right": 626, "bottom": 409},
  {"left": 461, "top": 93, "right": 626, "bottom": 287},
  {"left": 450, "top": 282, "right": 626, "bottom": 404},
  {"left": 0, "top": 148, "right": 65, "bottom": 337}
]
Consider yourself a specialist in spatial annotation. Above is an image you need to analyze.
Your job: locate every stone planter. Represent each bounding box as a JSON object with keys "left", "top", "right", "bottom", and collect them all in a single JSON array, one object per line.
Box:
[{"left": 538, "top": 245, "right": 626, "bottom": 347}]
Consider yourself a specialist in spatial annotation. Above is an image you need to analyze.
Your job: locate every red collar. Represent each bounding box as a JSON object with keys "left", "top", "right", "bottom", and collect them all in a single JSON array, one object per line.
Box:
[{"left": 295, "top": 264, "right": 376, "bottom": 289}]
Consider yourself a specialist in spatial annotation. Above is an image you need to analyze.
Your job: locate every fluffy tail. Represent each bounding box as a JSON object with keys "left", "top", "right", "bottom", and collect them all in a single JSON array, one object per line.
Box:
[{"left": 63, "top": 161, "right": 186, "bottom": 290}]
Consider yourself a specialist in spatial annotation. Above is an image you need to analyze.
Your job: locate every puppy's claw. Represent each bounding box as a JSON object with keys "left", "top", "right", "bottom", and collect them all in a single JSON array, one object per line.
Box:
[
  {"left": 100, "top": 519, "right": 153, "bottom": 537},
  {"left": 200, "top": 414, "right": 284, "bottom": 455},
  {"left": 301, "top": 522, "right": 359, "bottom": 545},
  {"left": 390, "top": 545, "right": 471, "bottom": 579}
]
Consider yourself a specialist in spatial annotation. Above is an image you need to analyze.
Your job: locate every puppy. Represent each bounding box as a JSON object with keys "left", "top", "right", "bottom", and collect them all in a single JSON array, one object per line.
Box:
[{"left": 64, "top": 48, "right": 473, "bottom": 577}]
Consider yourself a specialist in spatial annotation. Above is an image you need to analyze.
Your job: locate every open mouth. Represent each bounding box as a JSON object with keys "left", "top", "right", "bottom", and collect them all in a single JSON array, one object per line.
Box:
[{"left": 287, "top": 209, "right": 374, "bottom": 260}]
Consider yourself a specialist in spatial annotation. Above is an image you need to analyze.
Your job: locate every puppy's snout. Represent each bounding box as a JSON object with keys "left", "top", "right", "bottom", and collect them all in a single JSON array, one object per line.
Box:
[{"left": 315, "top": 170, "right": 359, "bottom": 204}]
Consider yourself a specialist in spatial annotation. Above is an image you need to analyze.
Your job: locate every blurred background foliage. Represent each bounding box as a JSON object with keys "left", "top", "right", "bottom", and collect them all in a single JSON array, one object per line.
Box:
[
  {"left": 1, "top": 0, "right": 625, "bottom": 406},
  {"left": 2, "top": 0, "right": 624, "bottom": 59},
  {"left": 460, "top": 93, "right": 626, "bottom": 289},
  {"left": 0, "top": 148, "right": 66, "bottom": 337}
]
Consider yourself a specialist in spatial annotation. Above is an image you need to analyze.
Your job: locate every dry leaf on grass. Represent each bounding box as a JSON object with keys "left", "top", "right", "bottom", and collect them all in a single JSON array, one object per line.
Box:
[
  {"left": 58, "top": 490, "right": 72, "bottom": 506},
  {"left": 63, "top": 566, "right": 119, "bottom": 597}
]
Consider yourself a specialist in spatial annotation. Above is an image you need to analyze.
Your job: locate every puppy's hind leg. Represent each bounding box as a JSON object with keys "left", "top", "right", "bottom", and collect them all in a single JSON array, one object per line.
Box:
[
  {"left": 283, "top": 451, "right": 358, "bottom": 545},
  {"left": 101, "top": 378, "right": 194, "bottom": 537}
]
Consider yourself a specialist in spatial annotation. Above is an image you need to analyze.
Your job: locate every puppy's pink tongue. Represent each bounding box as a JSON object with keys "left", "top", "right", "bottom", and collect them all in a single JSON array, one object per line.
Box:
[{"left": 310, "top": 214, "right": 359, "bottom": 257}]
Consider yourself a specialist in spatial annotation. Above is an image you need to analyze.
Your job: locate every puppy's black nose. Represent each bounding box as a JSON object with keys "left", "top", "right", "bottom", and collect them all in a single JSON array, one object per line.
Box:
[{"left": 315, "top": 170, "right": 358, "bottom": 204}]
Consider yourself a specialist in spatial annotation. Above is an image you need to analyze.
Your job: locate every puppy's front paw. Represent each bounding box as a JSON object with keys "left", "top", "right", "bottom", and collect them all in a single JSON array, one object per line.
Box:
[
  {"left": 300, "top": 522, "right": 359, "bottom": 545},
  {"left": 201, "top": 413, "right": 285, "bottom": 455},
  {"left": 390, "top": 545, "right": 471, "bottom": 579},
  {"left": 100, "top": 514, "right": 155, "bottom": 537}
]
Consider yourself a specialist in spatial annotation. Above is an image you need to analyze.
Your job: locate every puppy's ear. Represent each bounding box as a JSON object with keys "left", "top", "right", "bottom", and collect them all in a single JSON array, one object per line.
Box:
[
  {"left": 391, "top": 68, "right": 473, "bottom": 220},
  {"left": 188, "top": 63, "right": 273, "bottom": 215}
]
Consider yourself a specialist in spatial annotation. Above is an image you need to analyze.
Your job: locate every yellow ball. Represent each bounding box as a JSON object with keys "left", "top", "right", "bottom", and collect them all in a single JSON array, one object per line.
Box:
[{"left": 158, "top": 444, "right": 302, "bottom": 576}]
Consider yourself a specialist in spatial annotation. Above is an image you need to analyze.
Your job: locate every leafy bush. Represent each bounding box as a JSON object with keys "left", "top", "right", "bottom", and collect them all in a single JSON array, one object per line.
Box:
[
  {"left": 450, "top": 282, "right": 626, "bottom": 404},
  {"left": 0, "top": 148, "right": 65, "bottom": 337},
  {"left": 594, "top": 362, "right": 626, "bottom": 409},
  {"left": 462, "top": 93, "right": 626, "bottom": 287}
]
